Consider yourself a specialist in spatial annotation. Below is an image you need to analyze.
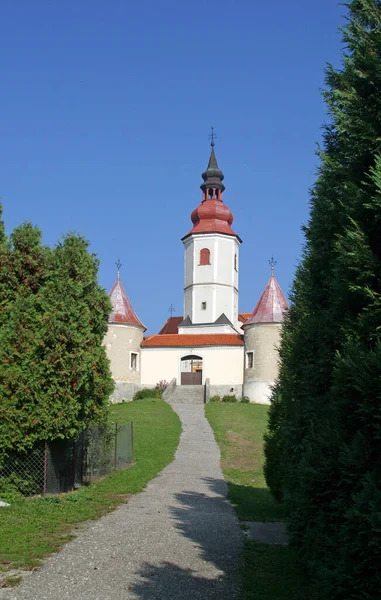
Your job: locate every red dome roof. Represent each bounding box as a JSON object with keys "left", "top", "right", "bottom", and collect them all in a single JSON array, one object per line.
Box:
[
  {"left": 243, "top": 274, "right": 288, "bottom": 325},
  {"left": 184, "top": 198, "right": 238, "bottom": 238},
  {"left": 108, "top": 278, "right": 146, "bottom": 331}
]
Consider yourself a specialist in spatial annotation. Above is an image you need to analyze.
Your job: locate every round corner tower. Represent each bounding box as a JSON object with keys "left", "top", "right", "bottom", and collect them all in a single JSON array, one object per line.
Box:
[
  {"left": 243, "top": 270, "right": 288, "bottom": 404},
  {"left": 104, "top": 270, "right": 146, "bottom": 402}
]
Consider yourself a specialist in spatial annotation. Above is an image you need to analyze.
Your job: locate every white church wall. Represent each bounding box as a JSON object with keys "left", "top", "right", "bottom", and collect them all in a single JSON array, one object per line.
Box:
[
  {"left": 141, "top": 346, "right": 244, "bottom": 387},
  {"left": 178, "top": 323, "right": 237, "bottom": 334}
]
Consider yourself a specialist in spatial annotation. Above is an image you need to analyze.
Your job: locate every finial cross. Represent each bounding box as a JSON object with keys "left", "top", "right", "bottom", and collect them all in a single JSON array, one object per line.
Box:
[
  {"left": 269, "top": 256, "right": 277, "bottom": 275},
  {"left": 209, "top": 126, "right": 217, "bottom": 146},
  {"left": 116, "top": 258, "right": 122, "bottom": 280},
  {"left": 168, "top": 303, "right": 176, "bottom": 317}
]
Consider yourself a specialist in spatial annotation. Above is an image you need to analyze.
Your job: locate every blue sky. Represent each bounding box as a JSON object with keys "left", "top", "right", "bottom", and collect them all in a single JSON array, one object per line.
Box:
[{"left": 1, "top": 1, "right": 345, "bottom": 333}]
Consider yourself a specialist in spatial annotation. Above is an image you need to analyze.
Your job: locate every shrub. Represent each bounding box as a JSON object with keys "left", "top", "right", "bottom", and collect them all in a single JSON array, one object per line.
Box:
[
  {"left": 133, "top": 387, "right": 160, "bottom": 401},
  {"left": 240, "top": 396, "right": 250, "bottom": 403},
  {"left": 222, "top": 395, "right": 238, "bottom": 403},
  {"left": 209, "top": 395, "right": 222, "bottom": 403}
]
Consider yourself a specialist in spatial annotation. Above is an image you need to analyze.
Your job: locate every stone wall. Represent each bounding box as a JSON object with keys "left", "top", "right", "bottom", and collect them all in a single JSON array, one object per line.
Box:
[
  {"left": 208, "top": 384, "right": 243, "bottom": 399},
  {"left": 109, "top": 381, "right": 141, "bottom": 403}
]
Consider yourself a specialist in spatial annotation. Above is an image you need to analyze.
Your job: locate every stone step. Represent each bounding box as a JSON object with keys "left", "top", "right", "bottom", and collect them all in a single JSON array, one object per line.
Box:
[{"left": 166, "top": 385, "right": 205, "bottom": 404}]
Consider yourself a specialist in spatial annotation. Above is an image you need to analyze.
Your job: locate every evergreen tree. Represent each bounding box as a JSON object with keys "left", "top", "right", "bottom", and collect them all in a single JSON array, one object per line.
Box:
[
  {"left": 264, "top": 2, "right": 381, "bottom": 598},
  {"left": 0, "top": 213, "right": 114, "bottom": 461}
]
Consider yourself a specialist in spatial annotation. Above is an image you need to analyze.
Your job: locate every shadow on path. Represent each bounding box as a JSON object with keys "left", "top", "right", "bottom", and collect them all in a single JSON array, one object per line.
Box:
[{"left": 130, "top": 477, "right": 242, "bottom": 599}]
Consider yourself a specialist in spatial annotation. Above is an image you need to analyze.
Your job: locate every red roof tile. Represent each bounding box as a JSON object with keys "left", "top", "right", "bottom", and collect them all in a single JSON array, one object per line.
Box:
[
  {"left": 238, "top": 312, "right": 251, "bottom": 323},
  {"left": 109, "top": 278, "right": 146, "bottom": 331},
  {"left": 158, "top": 316, "right": 183, "bottom": 335},
  {"left": 141, "top": 334, "right": 244, "bottom": 347},
  {"left": 243, "top": 274, "right": 288, "bottom": 325}
]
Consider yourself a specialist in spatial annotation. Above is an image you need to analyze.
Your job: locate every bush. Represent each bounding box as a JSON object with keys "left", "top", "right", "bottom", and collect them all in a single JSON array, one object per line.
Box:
[
  {"left": 222, "top": 395, "right": 238, "bottom": 403},
  {"left": 133, "top": 387, "right": 161, "bottom": 401},
  {"left": 240, "top": 396, "right": 250, "bottom": 403},
  {"left": 209, "top": 395, "right": 222, "bottom": 403}
]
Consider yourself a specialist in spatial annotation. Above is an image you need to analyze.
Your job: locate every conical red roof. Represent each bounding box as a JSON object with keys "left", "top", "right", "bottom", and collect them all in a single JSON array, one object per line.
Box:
[
  {"left": 108, "top": 277, "right": 146, "bottom": 330},
  {"left": 243, "top": 274, "right": 288, "bottom": 325}
]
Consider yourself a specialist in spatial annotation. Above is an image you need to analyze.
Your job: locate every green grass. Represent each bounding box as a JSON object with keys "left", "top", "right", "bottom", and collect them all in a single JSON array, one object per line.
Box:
[
  {"left": 205, "top": 403, "right": 312, "bottom": 600},
  {"left": 205, "top": 403, "right": 283, "bottom": 521},
  {"left": 0, "top": 398, "right": 181, "bottom": 574}
]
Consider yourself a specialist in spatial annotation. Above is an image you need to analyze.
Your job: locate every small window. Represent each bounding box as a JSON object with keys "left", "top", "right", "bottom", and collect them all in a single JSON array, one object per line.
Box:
[
  {"left": 200, "top": 248, "right": 210, "bottom": 265},
  {"left": 234, "top": 253, "right": 237, "bottom": 271},
  {"left": 201, "top": 302, "right": 207, "bottom": 310},
  {"left": 130, "top": 352, "right": 138, "bottom": 370},
  {"left": 246, "top": 352, "right": 254, "bottom": 369}
]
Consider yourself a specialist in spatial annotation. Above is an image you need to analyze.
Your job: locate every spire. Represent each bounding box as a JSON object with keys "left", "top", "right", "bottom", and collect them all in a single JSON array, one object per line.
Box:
[
  {"left": 182, "top": 132, "right": 240, "bottom": 240},
  {"left": 243, "top": 271, "right": 288, "bottom": 326},
  {"left": 201, "top": 128, "right": 225, "bottom": 193},
  {"left": 108, "top": 274, "right": 146, "bottom": 331}
]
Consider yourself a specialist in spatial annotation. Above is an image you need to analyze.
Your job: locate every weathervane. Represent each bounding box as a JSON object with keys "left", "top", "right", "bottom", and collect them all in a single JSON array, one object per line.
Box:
[
  {"left": 209, "top": 126, "right": 217, "bottom": 146},
  {"left": 269, "top": 256, "right": 277, "bottom": 275},
  {"left": 116, "top": 258, "right": 122, "bottom": 280},
  {"left": 168, "top": 304, "right": 176, "bottom": 317}
]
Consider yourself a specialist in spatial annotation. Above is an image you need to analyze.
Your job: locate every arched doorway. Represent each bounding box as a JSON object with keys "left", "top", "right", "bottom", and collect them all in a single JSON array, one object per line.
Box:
[{"left": 180, "top": 354, "right": 203, "bottom": 385}]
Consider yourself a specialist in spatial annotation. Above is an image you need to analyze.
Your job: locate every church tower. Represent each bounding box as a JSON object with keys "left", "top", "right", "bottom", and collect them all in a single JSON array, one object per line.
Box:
[{"left": 180, "top": 136, "right": 242, "bottom": 333}]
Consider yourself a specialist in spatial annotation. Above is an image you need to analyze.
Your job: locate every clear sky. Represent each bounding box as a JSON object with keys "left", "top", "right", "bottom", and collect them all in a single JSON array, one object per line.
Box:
[{"left": 1, "top": 0, "right": 345, "bottom": 333}]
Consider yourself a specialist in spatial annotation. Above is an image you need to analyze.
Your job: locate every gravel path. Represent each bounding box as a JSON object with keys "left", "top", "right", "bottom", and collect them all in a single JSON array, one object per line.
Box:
[{"left": 4, "top": 404, "right": 243, "bottom": 600}]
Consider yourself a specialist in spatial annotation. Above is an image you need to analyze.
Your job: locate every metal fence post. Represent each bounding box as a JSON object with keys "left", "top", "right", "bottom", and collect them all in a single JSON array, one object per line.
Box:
[
  {"left": 131, "top": 421, "right": 134, "bottom": 462},
  {"left": 43, "top": 443, "right": 48, "bottom": 495},
  {"left": 114, "top": 422, "right": 118, "bottom": 471}
]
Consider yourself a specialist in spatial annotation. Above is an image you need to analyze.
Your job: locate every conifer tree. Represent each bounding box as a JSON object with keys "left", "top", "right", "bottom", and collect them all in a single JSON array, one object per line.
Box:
[
  {"left": 264, "top": 2, "right": 381, "bottom": 597},
  {"left": 0, "top": 214, "right": 114, "bottom": 461}
]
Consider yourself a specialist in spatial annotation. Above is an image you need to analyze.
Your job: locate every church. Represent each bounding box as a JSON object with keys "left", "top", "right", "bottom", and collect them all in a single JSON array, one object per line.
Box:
[{"left": 104, "top": 139, "right": 288, "bottom": 403}]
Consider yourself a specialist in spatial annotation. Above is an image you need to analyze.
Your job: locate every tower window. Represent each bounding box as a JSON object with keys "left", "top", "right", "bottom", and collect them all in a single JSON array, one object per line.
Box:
[
  {"left": 200, "top": 248, "right": 210, "bottom": 265},
  {"left": 234, "top": 253, "right": 237, "bottom": 271},
  {"left": 201, "top": 302, "right": 207, "bottom": 310},
  {"left": 246, "top": 352, "right": 254, "bottom": 369},
  {"left": 130, "top": 352, "right": 138, "bottom": 371}
]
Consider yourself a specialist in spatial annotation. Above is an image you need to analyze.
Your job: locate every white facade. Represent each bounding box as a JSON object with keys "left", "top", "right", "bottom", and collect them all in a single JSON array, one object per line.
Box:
[
  {"left": 183, "top": 232, "right": 241, "bottom": 329},
  {"left": 141, "top": 345, "right": 244, "bottom": 387}
]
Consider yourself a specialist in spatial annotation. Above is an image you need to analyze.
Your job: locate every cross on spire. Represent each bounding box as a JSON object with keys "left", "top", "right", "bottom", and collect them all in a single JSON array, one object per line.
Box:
[
  {"left": 269, "top": 256, "right": 277, "bottom": 275},
  {"left": 208, "top": 126, "right": 217, "bottom": 147},
  {"left": 116, "top": 258, "right": 122, "bottom": 280},
  {"left": 168, "top": 303, "right": 176, "bottom": 317}
]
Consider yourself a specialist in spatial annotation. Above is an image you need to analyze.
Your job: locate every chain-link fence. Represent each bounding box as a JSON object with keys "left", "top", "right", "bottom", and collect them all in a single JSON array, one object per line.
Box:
[{"left": 0, "top": 422, "right": 134, "bottom": 497}]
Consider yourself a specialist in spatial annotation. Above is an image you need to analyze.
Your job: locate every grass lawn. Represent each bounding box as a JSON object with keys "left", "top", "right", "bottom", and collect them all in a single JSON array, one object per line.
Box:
[
  {"left": 0, "top": 398, "right": 181, "bottom": 581},
  {"left": 205, "top": 403, "right": 312, "bottom": 600}
]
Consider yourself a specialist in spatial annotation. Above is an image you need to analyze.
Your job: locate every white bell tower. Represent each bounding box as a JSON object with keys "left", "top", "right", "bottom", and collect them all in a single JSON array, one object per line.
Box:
[{"left": 181, "top": 135, "right": 242, "bottom": 334}]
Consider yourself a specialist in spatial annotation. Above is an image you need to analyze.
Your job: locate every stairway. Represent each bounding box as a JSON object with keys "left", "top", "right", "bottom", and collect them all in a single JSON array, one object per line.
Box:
[{"left": 166, "top": 384, "right": 205, "bottom": 404}]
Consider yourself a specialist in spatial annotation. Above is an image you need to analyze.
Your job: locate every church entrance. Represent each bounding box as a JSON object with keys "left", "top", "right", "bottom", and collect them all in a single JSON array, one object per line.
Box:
[{"left": 180, "top": 354, "right": 203, "bottom": 385}]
